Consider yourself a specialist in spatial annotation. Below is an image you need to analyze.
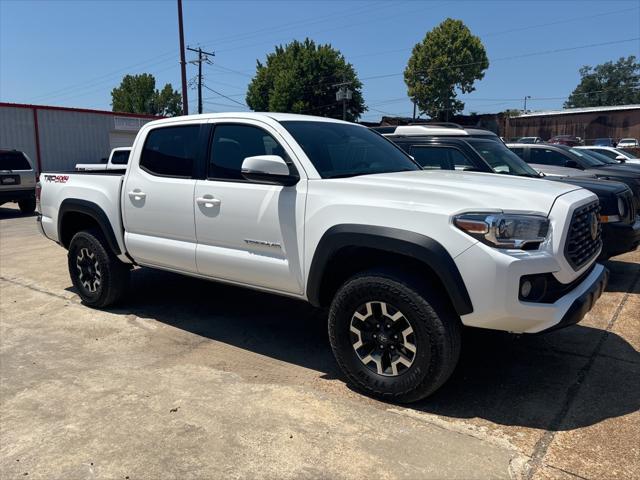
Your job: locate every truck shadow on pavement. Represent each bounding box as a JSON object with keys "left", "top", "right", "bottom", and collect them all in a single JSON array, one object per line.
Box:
[
  {"left": 92, "top": 265, "right": 639, "bottom": 433},
  {"left": 0, "top": 206, "right": 37, "bottom": 218}
]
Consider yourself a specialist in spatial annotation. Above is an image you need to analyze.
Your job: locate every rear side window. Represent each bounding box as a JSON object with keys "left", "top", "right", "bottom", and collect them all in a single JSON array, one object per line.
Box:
[
  {"left": 509, "top": 147, "right": 525, "bottom": 158},
  {"left": 111, "top": 150, "right": 130, "bottom": 165},
  {"left": 0, "top": 151, "right": 31, "bottom": 170},
  {"left": 529, "top": 148, "right": 569, "bottom": 167},
  {"left": 140, "top": 125, "right": 200, "bottom": 178},
  {"left": 209, "top": 124, "right": 286, "bottom": 181},
  {"left": 410, "top": 146, "right": 474, "bottom": 171}
]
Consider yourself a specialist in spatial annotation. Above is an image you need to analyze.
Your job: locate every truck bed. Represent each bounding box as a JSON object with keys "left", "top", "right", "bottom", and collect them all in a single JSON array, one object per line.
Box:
[{"left": 39, "top": 171, "right": 127, "bottom": 258}]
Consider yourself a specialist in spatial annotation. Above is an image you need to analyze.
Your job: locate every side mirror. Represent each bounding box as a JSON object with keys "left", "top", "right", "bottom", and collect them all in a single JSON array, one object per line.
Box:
[
  {"left": 241, "top": 155, "right": 299, "bottom": 186},
  {"left": 565, "top": 160, "right": 582, "bottom": 170},
  {"left": 615, "top": 155, "right": 626, "bottom": 162}
]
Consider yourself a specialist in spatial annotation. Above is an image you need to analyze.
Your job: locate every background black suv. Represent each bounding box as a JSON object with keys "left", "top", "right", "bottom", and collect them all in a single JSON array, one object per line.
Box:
[{"left": 377, "top": 126, "right": 639, "bottom": 260}]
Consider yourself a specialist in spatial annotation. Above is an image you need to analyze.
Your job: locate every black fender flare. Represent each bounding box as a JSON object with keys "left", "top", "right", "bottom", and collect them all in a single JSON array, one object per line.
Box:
[
  {"left": 58, "top": 198, "right": 121, "bottom": 255},
  {"left": 306, "top": 224, "right": 473, "bottom": 316}
]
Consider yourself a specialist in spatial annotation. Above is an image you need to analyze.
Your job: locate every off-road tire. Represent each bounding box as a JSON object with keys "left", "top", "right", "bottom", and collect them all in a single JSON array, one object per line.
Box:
[
  {"left": 18, "top": 198, "right": 36, "bottom": 214},
  {"left": 328, "top": 269, "right": 461, "bottom": 403},
  {"left": 68, "top": 229, "right": 130, "bottom": 308}
]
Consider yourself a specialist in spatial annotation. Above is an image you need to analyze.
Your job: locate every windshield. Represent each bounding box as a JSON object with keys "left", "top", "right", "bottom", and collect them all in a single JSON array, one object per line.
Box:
[
  {"left": 567, "top": 148, "right": 607, "bottom": 167},
  {"left": 617, "top": 148, "right": 638, "bottom": 159},
  {"left": 571, "top": 147, "right": 620, "bottom": 165},
  {"left": 0, "top": 151, "right": 31, "bottom": 170},
  {"left": 467, "top": 139, "right": 540, "bottom": 177},
  {"left": 281, "top": 121, "right": 419, "bottom": 178}
]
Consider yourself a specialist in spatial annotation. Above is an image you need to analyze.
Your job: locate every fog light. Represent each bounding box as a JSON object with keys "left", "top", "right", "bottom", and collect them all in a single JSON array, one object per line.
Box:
[{"left": 519, "top": 275, "right": 548, "bottom": 302}]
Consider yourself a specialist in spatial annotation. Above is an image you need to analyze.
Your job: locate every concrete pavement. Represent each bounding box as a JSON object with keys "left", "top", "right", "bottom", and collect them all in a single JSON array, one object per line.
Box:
[{"left": 1, "top": 204, "right": 638, "bottom": 479}]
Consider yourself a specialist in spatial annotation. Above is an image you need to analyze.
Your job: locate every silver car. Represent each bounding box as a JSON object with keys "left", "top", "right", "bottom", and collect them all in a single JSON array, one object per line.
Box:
[{"left": 0, "top": 149, "right": 37, "bottom": 213}]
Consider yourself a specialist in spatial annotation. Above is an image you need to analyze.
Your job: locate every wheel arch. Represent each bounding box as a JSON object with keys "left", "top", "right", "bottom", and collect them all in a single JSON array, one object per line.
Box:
[
  {"left": 58, "top": 199, "right": 121, "bottom": 255},
  {"left": 307, "top": 224, "right": 473, "bottom": 316}
]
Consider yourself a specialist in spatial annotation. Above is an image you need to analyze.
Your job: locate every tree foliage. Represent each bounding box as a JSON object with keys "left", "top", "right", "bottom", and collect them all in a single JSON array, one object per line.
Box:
[
  {"left": 246, "top": 38, "right": 365, "bottom": 121},
  {"left": 404, "top": 18, "right": 489, "bottom": 121},
  {"left": 111, "top": 73, "right": 182, "bottom": 116},
  {"left": 564, "top": 56, "right": 640, "bottom": 108}
]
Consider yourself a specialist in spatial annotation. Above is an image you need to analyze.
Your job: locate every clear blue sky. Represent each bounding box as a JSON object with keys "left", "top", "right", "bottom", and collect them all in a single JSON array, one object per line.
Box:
[{"left": 1, "top": 0, "right": 639, "bottom": 121}]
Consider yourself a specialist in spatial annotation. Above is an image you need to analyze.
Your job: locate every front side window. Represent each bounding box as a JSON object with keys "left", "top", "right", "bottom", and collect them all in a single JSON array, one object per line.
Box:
[
  {"left": 140, "top": 125, "right": 199, "bottom": 177},
  {"left": 209, "top": 124, "right": 286, "bottom": 181},
  {"left": 529, "top": 148, "right": 570, "bottom": 167},
  {"left": 281, "top": 121, "right": 419, "bottom": 178},
  {"left": 410, "top": 146, "right": 475, "bottom": 171},
  {"left": 591, "top": 148, "right": 617, "bottom": 160}
]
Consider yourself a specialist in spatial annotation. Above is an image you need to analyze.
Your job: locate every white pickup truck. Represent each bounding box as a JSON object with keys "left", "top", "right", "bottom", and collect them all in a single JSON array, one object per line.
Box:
[
  {"left": 38, "top": 113, "right": 608, "bottom": 402},
  {"left": 75, "top": 147, "right": 131, "bottom": 171}
]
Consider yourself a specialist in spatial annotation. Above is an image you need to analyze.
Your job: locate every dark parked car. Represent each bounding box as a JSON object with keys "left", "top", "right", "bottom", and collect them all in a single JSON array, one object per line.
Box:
[
  {"left": 548, "top": 135, "right": 582, "bottom": 147},
  {"left": 516, "top": 136, "right": 544, "bottom": 144},
  {"left": 378, "top": 126, "right": 639, "bottom": 260},
  {"left": 594, "top": 138, "right": 616, "bottom": 147}
]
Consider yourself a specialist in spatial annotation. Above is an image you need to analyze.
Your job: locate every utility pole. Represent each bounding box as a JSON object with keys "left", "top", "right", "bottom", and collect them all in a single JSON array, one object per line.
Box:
[
  {"left": 412, "top": 99, "right": 417, "bottom": 121},
  {"left": 333, "top": 75, "right": 352, "bottom": 121},
  {"left": 523, "top": 95, "right": 531, "bottom": 113},
  {"left": 187, "top": 46, "right": 215, "bottom": 114},
  {"left": 177, "top": 0, "right": 189, "bottom": 115}
]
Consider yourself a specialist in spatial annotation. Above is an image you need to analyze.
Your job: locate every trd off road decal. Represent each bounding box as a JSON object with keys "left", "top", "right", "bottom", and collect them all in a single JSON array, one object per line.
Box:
[{"left": 43, "top": 175, "right": 69, "bottom": 183}]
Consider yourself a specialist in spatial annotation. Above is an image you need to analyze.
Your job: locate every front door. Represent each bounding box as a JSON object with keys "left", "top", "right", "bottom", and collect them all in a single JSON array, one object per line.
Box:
[
  {"left": 194, "top": 122, "right": 305, "bottom": 295},
  {"left": 122, "top": 123, "right": 201, "bottom": 272}
]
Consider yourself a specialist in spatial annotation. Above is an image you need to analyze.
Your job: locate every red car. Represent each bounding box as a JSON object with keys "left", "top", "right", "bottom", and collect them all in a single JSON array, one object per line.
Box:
[{"left": 548, "top": 135, "right": 582, "bottom": 146}]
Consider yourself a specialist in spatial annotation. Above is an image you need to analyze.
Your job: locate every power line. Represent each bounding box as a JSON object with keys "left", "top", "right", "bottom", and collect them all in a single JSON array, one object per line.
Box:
[
  {"left": 360, "top": 37, "right": 640, "bottom": 81},
  {"left": 202, "top": 84, "right": 248, "bottom": 108}
]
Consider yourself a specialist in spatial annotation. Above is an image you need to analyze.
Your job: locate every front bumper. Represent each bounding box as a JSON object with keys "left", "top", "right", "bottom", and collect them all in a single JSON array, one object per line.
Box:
[
  {"left": 544, "top": 266, "right": 608, "bottom": 332},
  {"left": 455, "top": 241, "right": 607, "bottom": 333},
  {"left": 600, "top": 218, "right": 640, "bottom": 259}
]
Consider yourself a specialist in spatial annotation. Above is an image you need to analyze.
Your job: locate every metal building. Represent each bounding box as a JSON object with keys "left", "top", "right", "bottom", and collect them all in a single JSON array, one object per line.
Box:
[
  {"left": 0, "top": 102, "right": 159, "bottom": 173},
  {"left": 504, "top": 104, "right": 640, "bottom": 142}
]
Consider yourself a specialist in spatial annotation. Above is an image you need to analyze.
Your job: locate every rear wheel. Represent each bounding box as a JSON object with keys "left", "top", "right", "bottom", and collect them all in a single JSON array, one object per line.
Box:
[
  {"left": 18, "top": 198, "right": 36, "bottom": 214},
  {"left": 68, "top": 229, "right": 130, "bottom": 308},
  {"left": 328, "top": 270, "right": 461, "bottom": 403}
]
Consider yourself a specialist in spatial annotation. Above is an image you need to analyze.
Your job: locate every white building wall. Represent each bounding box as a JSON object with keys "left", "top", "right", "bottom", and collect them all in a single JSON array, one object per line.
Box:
[
  {"left": 0, "top": 104, "right": 154, "bottom": 172},
  {"left": 0, "top": 106, "right": 37, "bottom": 166}
]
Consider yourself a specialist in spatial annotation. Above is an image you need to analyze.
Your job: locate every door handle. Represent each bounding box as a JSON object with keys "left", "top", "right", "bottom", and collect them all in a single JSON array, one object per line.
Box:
[
  {"left": 196, "top": 196, "right": 221, "bottom": 208},
  {"left": 128, "top": 190, "right": 146, "bottom": 200}
]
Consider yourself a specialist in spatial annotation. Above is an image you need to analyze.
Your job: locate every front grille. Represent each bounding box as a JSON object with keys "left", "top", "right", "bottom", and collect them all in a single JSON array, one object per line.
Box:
[{"left": 564, "top": 201, "right": 602, "bottom": 270}]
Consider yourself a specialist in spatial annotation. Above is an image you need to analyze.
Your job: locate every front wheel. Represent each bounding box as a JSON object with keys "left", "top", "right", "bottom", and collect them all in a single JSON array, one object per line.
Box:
[
  {"left": 68, "top": 229, "right": 130, "bottom": 308},
  {"left": 328, "top": 270, "right": 461, "bottom": 403}
]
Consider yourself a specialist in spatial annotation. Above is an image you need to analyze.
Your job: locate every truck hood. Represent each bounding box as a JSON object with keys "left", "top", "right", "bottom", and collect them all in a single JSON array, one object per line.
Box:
[
  {"left": 334, "top": 170, "right": 583, "bottom": 216},
  {"left": 545, "top": 176, "right": 629, "bottom": 196},
  {"left": 588, "top": 164, "right": 640, "bottom": 176}
]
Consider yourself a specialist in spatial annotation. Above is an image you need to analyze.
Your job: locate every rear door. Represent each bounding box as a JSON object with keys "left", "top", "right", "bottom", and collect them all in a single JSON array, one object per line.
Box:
[
  {"left": 122, "top": 123, "right": 204, "bottom": 273},
  {"left": 194, "top": 120, "right": 306, "bottom": 294}
]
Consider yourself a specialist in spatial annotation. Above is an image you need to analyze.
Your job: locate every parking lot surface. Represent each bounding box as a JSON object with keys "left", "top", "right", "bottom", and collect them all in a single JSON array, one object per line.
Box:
[{"left": 1, "top": 204, "right": 638, "bottom": 479}]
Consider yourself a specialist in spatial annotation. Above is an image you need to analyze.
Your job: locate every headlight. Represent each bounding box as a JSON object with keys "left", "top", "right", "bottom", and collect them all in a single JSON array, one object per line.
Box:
[{"left": 454, "top": 213, "right": 550, "bottom": 249}]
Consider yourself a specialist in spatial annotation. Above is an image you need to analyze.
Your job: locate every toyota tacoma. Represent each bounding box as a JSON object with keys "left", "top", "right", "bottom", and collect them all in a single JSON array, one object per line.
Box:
[{"left": 38, "top": 113, "right": 608, "bottom": 402}]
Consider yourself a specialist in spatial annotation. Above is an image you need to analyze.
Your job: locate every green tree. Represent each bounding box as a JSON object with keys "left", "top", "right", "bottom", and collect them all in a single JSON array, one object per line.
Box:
[
  {"left": 111, "top": 73, "right": 182, "bottom": 116},
  {"left": 246, "top": 38, "right": 365, "bottom": 121},
  {"left": 405, "top": 18, "right": 489, "bottom": 121},
  {"left": 564, "top": 56, "right": 640, "bottom": 108}
]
